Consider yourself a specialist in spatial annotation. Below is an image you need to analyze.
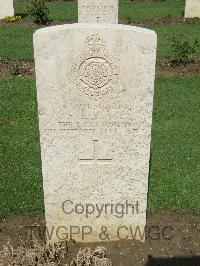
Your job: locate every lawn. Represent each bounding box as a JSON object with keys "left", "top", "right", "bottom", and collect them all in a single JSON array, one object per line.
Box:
[
  {"left": 0, "top": 24, "right": 38, "bottom": 61},
  {"left": 0, "top": 0, "right": 199, "bottom": 61},
  {"left": 14, "top": 0, "right": 77, "bottom": 21},
  {"left": 148, "top": 23, "right": 200, "bottom": 58},
  {"left": 0, "top": 76, "right": 199, "bottom": 218},
  {"left": 14, "top": 0, "right": 186, "bottom": 21},
  {"left": 0, "top": 22, "right": 200, "bottom": 61},
  {"left": 149, "top": 76, "right": 200, "bottom": 213},
  {"left": 0, "top": 0, "right": 199, "bottom": 218},
  {"left": 119, "top": 0, "right": 185, "bottom": 20},
  {"left": 0, "top": 78, "right": 43, "bottom": 217}
]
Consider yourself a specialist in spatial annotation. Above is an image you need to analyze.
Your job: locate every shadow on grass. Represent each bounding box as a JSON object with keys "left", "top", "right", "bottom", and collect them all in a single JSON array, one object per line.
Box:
[
  {"left": 147, "top": 255, "right": 200, "bottom": 266},
  {"left": 15, "top": 13, "right": 28, "bottom": 19}
]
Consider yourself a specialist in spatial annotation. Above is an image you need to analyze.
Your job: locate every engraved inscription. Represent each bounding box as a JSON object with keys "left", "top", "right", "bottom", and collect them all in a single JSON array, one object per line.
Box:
[
  {"left": 58, "top": 120, "right": 138, "bottom": 134},
  {"left": 80, "top": 4, "right": 116, "bottom": 22},
  {"left": 78, "top": 0, "right": 118, "bottom": 24},
  {"left": 72, "top": 34, "right": 119, "bottom": 99},
  {"left": 79, "top": 139, "right": 112, "bottom": 191}
]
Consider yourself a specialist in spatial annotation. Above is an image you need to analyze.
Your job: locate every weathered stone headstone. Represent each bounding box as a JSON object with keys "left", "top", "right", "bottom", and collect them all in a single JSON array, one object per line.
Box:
[
  {"left": 34, "top": 0, "right": 157, "bottom": 243},
  {"left": 185, "top": 0, "right": 200, "bottom": 18},
  {"left": 0, "top": 0, "right": 14, "bottom": 19},
  {"left": 78, "top": 0, "right": 118, "bottom": 24}
]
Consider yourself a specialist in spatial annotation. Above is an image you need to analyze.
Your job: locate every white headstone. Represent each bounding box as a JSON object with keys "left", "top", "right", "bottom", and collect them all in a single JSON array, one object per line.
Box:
[
  {"left": 185, "top": 0, "right": 200, "bottom": 18},
  {"left": 0, "top": 0, "right": 14, "bottom": 19},
  {"left": 34, "top": 2, "right": 157, "bottom": 244},
  {"left": 78, "top": 0, "right": 118, "bottom": 24}
]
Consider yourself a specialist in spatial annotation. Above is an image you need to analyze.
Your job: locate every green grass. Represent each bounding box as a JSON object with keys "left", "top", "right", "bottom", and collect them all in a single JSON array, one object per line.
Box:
[
  {"left": 149, "top": 76, "right": 200, "bottom": 213},
  {"left": 14, "top": 0, "right": 77, "bottom": 21},
  {"left": 0, "top": 0, "right": 199, "bottom": 218},
  {"left": 13, "top": 0, "right": 185, "bottom": 21},
  {"left": 0, "top": 23, "right": 200, "bottom": 60},
  {"left": 147, "top": 23, "right": 200, "bottom": 58},
  {"left": 0, "top": 24, "right": 38, "bottom": 61},
  {"left": 119, "top": 0, "right": 185, "bottom": 20},
  {"left": 0, "top": 77, "right": 43, "bottom": 217},
  {"left": 0, "top": 0, "right": 198, "bottom": 61},
  {"left": 0, "top": 76, "right": 199, "bottom": 217}
]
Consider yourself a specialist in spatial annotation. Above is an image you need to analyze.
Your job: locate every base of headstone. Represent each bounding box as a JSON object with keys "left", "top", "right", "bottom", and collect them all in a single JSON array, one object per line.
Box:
[
  {"left": 0, "top": 0, "right": 14, "bottom": 20},
  {"left": 185, "top": 0, "right": 200, "bottom": 18}
]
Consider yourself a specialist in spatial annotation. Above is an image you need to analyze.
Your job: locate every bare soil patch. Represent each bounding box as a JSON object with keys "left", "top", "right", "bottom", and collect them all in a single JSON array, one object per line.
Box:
[
  {"left": 0, "top": 212, "right": 199, "bottom": 265},
  {"left": 156, "top": 58, "right": 200, "bottom": 77},
  {"left": 0, "top": 60, "right": 35, "bottom": 78},
  {"left": 1, "top": 17, "right": 199, "bottom": 27},
  {"left": 122, "top": 17, "right": 184, "bottom": 26},
  {"left": 1, "top": 59, "right": 200, "bottom": 78},
  {"left": 126, "top": 17, "right": 200, "bottom": 26}
]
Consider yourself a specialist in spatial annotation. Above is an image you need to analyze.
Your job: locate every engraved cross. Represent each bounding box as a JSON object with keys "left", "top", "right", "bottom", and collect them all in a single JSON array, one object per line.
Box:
[{"left": 79, "top": 140, "right": 112, "bottom": 190}]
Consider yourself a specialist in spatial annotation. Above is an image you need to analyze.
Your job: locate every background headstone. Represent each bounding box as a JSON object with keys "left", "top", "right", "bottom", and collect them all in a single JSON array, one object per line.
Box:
[
  {"left": 78, "top": 0, "right": 118, "bottom": 24},
  {"left": 185, "top": 0, "right": 200, "bottom": 18},
  {"left": 0, "top": 0, "right": 14, "bottom": 19}
]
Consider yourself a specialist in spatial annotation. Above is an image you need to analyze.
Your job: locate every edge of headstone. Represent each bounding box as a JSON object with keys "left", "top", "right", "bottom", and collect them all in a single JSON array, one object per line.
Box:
[{"left": 33, "top": 23, "right": 157, "bottom": 40}]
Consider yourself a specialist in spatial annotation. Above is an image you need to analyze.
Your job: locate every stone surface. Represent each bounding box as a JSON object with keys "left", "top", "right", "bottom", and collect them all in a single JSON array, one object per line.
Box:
[
  {"left": 0, "top": 0, "right": 14, "bottom": 19},
  {"left": 34, "top": 23, "right": 157, "bottom": 243},
  {"left": 185, "top": 0, "right": 200, "bottom": 18},
  {"left": 78, "top": 0, "right": 118, "bottom": 24}
]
